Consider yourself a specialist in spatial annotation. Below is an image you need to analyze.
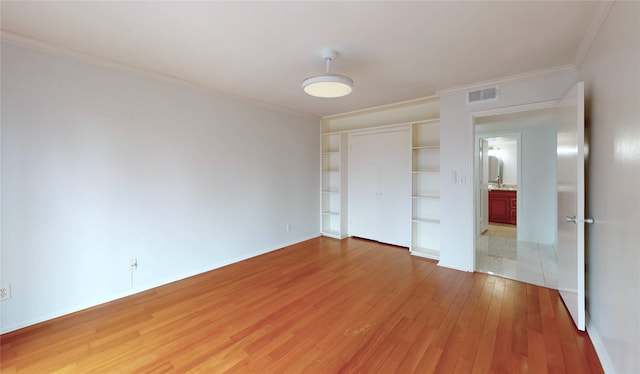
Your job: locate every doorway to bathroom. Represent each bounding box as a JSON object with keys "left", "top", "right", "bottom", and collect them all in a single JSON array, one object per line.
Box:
[{"left": 474, "top": 109, "right": 558, "bottom": 289}]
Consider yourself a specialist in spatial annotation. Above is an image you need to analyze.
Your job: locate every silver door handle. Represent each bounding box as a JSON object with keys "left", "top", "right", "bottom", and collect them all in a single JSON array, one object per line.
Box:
[{"left": 565, "top": 216, "right": 594, "bottom": 224}]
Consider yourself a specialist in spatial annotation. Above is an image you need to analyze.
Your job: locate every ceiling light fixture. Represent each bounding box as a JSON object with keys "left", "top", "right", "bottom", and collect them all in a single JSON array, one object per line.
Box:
[{"left": 302, "top": 49, "right": 353, "bottom": 98}]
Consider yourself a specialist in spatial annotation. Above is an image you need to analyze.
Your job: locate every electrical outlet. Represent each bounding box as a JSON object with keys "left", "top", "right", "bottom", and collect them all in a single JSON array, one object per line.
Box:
[
  {"left": 286, "top": 223, "right": 292, "bottom": 232},
  {"left": 0, "top": 284, "right": 11, "bottom": 301},
  {"left": 129, "top": 258, "right": 138, "bottom": 270}
]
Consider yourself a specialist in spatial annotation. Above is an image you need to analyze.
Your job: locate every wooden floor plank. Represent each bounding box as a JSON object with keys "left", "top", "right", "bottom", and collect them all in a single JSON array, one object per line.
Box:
[
  {"left": 471, "top": 277, "right": 504, "bottom": 373},
  {"left": 452, "top": 273, "right": 494, "bottom": 373},
  {"left": 490, "top": 278, "right": 516, "bottom": 373},
  {"left": 1, "top": 237, "right": 603, "bottom": 373},
  {"left": 540, "top": 288, "right": 568, "bottom": 373}
]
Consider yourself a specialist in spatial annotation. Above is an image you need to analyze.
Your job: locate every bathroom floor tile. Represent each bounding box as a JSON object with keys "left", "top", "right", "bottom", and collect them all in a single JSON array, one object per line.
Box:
[{"left": 475, "top": 232, "right": 556, "bottom": 289}]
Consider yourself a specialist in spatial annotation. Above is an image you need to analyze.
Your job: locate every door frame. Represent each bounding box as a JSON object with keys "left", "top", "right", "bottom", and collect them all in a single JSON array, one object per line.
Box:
[{"left": 468, "top": 100, "right": 558, "bottom": 270}]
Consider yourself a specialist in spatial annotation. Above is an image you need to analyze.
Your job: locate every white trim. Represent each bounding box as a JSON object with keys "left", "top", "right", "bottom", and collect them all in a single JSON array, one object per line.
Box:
[
  {"left": 0, "top": 235, "right": 319, "bottom": 334},
  {"left": 0, "top": 31, "right": 320, "bottom": 121},
  {"left": 586, "top": 314, "right": 615, "bottom": 374},
  {"left": 409, "top": 250, "right": 440, "bottom": 261},
  {"left": 470, "top": 100, "right": 559, "bottom": 119},
  {"left": 436, "top": 65, "right": 577, "bottom": 96},
  {"left": 322, "top": 118, "right": 437, "bottom": 136},
  {"left": 322, "top": 95, "right": 439, "bottom": 120},
  {"left": 574, "top": 1, "right": 615, "bottom": 67},
  {"left": 320, "top": 232, "right": 346, "bottom": 240},
  {"left": 467, "top": 113, "right": 477, "bottom": 272},
  {"left": 437, "top": 261, "right": 473, "bottom": 272},
  {"left": 346, "top": 123, "right": 411, "bottom": 136}
]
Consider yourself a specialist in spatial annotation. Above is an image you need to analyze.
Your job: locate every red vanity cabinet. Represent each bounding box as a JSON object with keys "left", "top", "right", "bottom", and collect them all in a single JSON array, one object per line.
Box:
[{"left": 488, "top": 190, "right": 517, "bottom": 225}]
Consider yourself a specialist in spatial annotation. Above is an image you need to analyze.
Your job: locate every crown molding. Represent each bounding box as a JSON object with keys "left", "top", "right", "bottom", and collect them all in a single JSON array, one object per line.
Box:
[
  {"left": 436, "top": 65, "right": 577, "bottom": 96},
  {"left": 321, "top": 95, "right": 439, "bottom": 120},
  {"left": 574, "top": 1, "right": 615, "bottom": 67},
  {"left": 1, "top": 30, "right": 202, "bottom": 88},
  {"left": 0, "top": 31, "right": 320, "bottom": 121}
]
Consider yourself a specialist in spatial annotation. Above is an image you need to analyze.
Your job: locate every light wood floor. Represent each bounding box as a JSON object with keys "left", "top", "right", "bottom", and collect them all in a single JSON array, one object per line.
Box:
[{"left": 1, "top": 237, "right": 602, "bottom": 373}]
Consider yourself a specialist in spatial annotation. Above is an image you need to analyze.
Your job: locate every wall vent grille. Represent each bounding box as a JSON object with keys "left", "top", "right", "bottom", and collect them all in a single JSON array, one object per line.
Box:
[{"left": 467, "top": 86, "right": 499, "bottom": 104}]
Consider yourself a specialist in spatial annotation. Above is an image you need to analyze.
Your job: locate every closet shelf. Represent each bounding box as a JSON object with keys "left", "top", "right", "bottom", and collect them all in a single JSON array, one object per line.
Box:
[
  {"left": 412, "top": 217, "right": 440, "bottom": 224},
  {"left": 412, "top": 145, "right": 440, "bottom": 150},
  {"left": 410, "top": 246, "right": 440, "bottom": 260},
  {"left": 322, "top": 210, "right": 339, "bottom": 216},
  {"left": 321, "top": 133, "right": 348, "bottom": 239},
  {"left": 411, "top": 120, "right": 441, "bottom": 260},
  {"left": 322, "top": 229, "right": 340, "bottom": 238},
  {"left": 412, "top": 194, "right": 440, "bottom": 199}
]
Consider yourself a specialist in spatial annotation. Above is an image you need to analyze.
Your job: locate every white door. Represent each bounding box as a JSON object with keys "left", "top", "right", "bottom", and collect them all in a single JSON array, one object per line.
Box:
[
  {"left": 349, "top": 130, "right": 411, "bottom": 247},
  {"left": 556, "top": 81, "right": 587, "bottom": 331},
  {"left": 349, "top": 133, "right": 379, "bottom": 241},
  {"left": 376, "top": 130, "right": 412, "bottom": 247},
  {"left": 478, "top": 138, "right": 490, "bottom": 237}
]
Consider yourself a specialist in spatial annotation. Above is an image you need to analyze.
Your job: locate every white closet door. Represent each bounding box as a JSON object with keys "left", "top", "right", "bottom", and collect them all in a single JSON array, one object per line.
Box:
[
  {"left": 377, "top": 130, "right": 411, "bottom": 247},
  {"left": 349, "top": 132, "right": 379, "bottom": 241},
  {"left": 349, "top": 129, "right": 411, "bottom": 247}
]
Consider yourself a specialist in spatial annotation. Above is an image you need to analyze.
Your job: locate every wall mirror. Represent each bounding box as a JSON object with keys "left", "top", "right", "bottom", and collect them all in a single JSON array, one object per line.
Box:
[{"left": 488, "top": 155, "right": 503, "bottom": 184}]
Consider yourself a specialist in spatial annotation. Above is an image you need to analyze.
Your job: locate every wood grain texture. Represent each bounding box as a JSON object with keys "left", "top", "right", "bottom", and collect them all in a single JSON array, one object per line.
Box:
[{"left": 1, "top": 237, "right": 603, "bottom": 373}]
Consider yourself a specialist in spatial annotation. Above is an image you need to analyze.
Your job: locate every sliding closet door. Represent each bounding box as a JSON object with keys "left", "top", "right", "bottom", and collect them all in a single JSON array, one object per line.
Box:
[
  {"left": 349, "top": 132, "right": 380, "bottom": 241},
  {"left": 378, "top": 130, "right": 412, "bottom": 246},
  {"left": 349, "top": 129, "right": 411, "bottom": 247}
]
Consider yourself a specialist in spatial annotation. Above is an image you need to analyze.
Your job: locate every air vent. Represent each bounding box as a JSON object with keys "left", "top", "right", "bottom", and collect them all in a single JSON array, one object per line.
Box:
[{"left": 467, "top": 86, "right": 499, "bottom": 104}]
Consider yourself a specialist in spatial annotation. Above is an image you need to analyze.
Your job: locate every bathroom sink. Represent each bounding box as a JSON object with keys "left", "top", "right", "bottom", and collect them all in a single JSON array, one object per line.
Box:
[{"left": 488, "top": 185, "right": 517, "bottom": 191}]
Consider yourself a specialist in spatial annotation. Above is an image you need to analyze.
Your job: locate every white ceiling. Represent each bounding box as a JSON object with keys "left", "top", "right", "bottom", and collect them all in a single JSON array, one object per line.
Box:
[{"left": 1, "top": 1, "right": 601, "bottom": 118}]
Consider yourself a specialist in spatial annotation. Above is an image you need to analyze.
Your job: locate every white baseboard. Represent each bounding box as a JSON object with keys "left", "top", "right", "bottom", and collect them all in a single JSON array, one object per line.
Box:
[
  {"left": 586, "top": 314, "right": 615, "bottom": 374},
  {"left": 409, "top": 250, "right": 440, "bottom": 261},
  {"left": 0, "top": 235, "right": 319, "bottom": 334},
  {"left": 437, "top": 260, "right": 473, "bottom": 272}
]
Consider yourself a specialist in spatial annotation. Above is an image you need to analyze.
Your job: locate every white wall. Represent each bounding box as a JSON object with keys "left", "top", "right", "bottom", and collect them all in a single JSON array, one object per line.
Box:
[
  {"left": 519, "top": 124, "right": 557, "bottom": 245},
  {"left": 0, "top": 43, "right": 320, "bottom": 333},
  {"left": 498, "top": 141, "right": 518, "bottom": 185},
  {"left": 578, "top": 2, "right": 640, "bottom": 372},
  {"left": 438, "top": 68, "right": 577, "bottom": 271}
]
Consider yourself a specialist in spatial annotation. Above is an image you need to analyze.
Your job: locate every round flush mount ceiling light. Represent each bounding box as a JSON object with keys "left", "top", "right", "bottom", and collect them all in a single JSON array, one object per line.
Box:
[{"left": 302, "top": 49, "right": 353, "bottom": 98}]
